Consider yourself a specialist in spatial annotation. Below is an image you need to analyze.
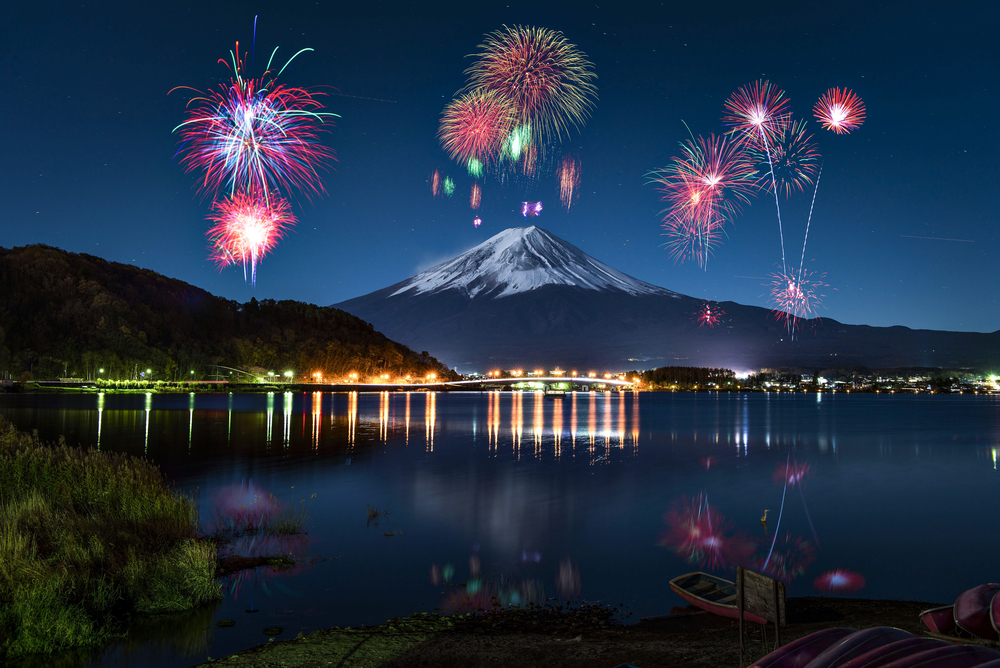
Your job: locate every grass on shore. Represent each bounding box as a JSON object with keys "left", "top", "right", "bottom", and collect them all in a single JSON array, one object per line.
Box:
[{"left": 0, "top": 416, "right": 221, "bottom": 660}]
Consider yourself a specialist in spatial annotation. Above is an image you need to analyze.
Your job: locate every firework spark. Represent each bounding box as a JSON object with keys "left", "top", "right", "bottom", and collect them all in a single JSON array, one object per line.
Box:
[
  {"left": 470, "top": 182, "right": 482, "bottom": 209},
  {"left": 558, "top": 155, "right": 581, "bottom": 210},
  {"left": 814, "top": 88, "right": 866, "bottom": 134},
  {"left": 437, "top": 90, "right": 515, "bottom": 169},
  {"left": 521, "top": 201, "right": 543, "bottom": 218},
  {"left": 773, "top": 459, "right": 811, "bottom": 487},
  {"left": 206, "top": 191, "right": 295, "bottom": 286},
  {"left": 660, "top": 212, "right": 723, "bottom": 267},
  {"left": 747, "top": 118, "right": 820, "bottom": 198},
  {"left": 814, "top": 569, "right": 866, "bottom": 593},
  {"left": 172, "top": 43, "right": 337, "bottom": 202},
  {"left": 694, "top": 301, "right": 726, "bottom": 328},
  {"left": 464, "top": 25, "right": 598, "bottom": 148},
  {"left": 757, "top": 533, "right": 815, "bottom": 583},
  {"left": 430, "top": 169, "right": 441, "bottom": 197},
  {"left": 473, "top": 216, "right": 482, "bottom": 228}
]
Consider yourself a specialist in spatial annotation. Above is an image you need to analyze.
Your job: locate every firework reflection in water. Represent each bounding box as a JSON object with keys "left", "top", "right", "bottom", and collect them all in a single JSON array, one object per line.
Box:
[{"left": 659, "top": 493, "right": 754, "bottom": 571}]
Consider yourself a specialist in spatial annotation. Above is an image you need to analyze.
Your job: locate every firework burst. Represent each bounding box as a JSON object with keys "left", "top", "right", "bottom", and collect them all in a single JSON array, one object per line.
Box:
[
  {"left": 660, "top": 212, "right": 724, "bottom": 267},
  {"left": 722, "top": 80, "right": 791, "bottom": 150},
  {"left": 757, "top": 533, "right": 815, "bottom": 583},
  {"left": 814, "top": 88, "right": 866, "bottom": 134},
  {"left": 464, "top": 25, "right": 598, "bottom": 148},
  {"left": 557, "top": 155, "right": 581, "bottom": 210},
  {"left": 694, "top": 301, "right": 726, "bottom": 328},
  {"left": 747, "top": 118, "right": 820, "bottom": 198},
  {"left": 814, "top": 569, "right": 866, "bottom": 593},
  {"left": 172, "top": 43, "right": 337, "bottom": 202},
  {"left": 767, "top": 268, "right": 827, "bottom": 329},
  {"left": 660, "top": 493, "right": 754, "bottom": 571},
  {"left": 206, "top": 191, "right": 295, "bottom": 286},
  {"left": 773, "top": 458, "right": 811, "bottom": 487},
  {"left": 437, "top": 90, "right": 515, "bottom": 169}
]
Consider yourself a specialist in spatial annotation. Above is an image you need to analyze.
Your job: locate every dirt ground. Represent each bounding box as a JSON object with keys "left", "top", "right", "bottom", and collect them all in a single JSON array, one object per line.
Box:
[{"left": 194, "top": 597, "right": 960, "bottom": 668}]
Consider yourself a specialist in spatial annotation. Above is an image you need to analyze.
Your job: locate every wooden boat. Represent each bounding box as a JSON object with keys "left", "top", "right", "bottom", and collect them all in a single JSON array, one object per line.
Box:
[
  {"left": 954, "top": 583, "right": 1000, "bottom": 639},
  {"left": 668, "top": 571, "right": 767, "bottom": 624},
  {"left": 918, "top": 605, "right": 957, "bottom": 635}
]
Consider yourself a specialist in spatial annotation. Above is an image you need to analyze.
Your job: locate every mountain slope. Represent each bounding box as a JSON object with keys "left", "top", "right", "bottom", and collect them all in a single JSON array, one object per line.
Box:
[
  {"left": 0, "top": 244, "right": 455, "bottom": 381},
  {"left": 335, "top": 227, "right": 1000, "bottom": 372}
]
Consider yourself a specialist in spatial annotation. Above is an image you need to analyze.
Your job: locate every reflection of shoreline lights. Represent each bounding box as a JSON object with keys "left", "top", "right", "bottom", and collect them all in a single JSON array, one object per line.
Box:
[
  {"left": 533, "top": 392, "right": 544, "bottom": 453},
  {"left": 425, "top": 392, "right": 437, "bottom": 451},
  {"left": 347, "top": 391, "right": 357, "bottom": 446},
  {"left": 814, "top": 569, "right": 866, "bottom": 593},
  {"left": 311, "top": 391, "right": 322, "bottom": 449}
]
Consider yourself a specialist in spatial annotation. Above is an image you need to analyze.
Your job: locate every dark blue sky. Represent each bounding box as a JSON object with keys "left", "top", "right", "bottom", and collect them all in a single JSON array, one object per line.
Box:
[{"left": 4, "top": 0, "right": 998, "bottom": 332}]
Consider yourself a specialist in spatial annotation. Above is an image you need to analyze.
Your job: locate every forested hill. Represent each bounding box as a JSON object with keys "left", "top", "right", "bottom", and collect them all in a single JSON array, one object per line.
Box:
[{"left": 0, "top": 245, "right": 455, "bottom": 382}]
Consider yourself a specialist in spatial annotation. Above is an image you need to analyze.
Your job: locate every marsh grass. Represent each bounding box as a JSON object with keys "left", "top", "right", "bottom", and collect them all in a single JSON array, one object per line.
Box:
[
  {"left": 367, "top": 504, "right": 388, "bottom": 527},
  {"left": 0, "top": 416, "right": 221, "bottom": 660}
]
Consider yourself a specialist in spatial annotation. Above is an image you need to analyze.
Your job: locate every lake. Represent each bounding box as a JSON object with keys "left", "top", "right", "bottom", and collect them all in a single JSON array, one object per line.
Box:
[{"left": 2, "top": 389, "right": 999, "bottom": 667}]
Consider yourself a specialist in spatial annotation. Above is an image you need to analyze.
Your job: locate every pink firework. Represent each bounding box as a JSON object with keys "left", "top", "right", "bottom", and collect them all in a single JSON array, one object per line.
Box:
[
  {"left": 473, "top": 216, "right": 482, "bottom": 228},
  {"left": 767, "top": 268, "right": 827, "bottom": 330},
  {"left": 660, "top": 494, "right": 754, "bottom": 571},
  {"left": 207, "top": 191, "right": 295, "bottom": 286},
  {"left": 746, "top": 118, "right": 821, "bottom": 198},
  {"left": 814, "top": 569, "right": 866, "bottom": 593},
  {"left": 773, "top": 458, "right": 811, "bottom": 487},
  {"left": 722, "top": 80, "right": 791, "bottom": 150},
  {"left": 521, "top": 201, "right": 543, "bottom": 218},
  {"left": 694, "top": 301, "right": 725, "bottom": 328},
  {"left": 430, "top": 169, "right": 442, "bottom": 197},
  {"left": 757, "top": 533, "right": 815, "bottom": 583},
  {"left": 814, "top": 88, "right": 866, "bottom": 134},
  {"left": 172, "top": 45, "right": 336, "bottom": 202},
  {"left": 660, "top": 211, "right": 723, "bottom": 267}
]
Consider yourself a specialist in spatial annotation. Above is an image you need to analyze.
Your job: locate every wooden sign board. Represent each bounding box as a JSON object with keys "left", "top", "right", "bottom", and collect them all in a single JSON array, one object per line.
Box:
[{"left": 738, "top": 567, "right": 786, "bottom": 626}]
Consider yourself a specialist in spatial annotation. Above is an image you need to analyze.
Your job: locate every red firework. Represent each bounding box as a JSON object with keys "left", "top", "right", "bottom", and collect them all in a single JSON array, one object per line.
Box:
[
  {"left": 464, "top": 25, "right": 598, "bottom": 146},
  {"left": 430, "top": 169, "right": 441, "bottom": 197},
  {"left": 767, "top": 269, "right": 827, "bottom": 329},
  {"left": 814, "top": 88, "right": 866, "bottom": 134},
  {"left": 437, "top": 90, "right": 514, "bottom": 168},
  {"left": 773, "top": 458, "right": 811, "bottom": 487},
  {"left": 660, "top": 211, "right": 723, "bottom": 267},
  {"left": 172, "top": 44, "right": 336, "bottom": 201},
  {"left": 659, "top": 494, "right": 754, "bottom": 571},
  {"left": 653, "top": 134, "right": 756, "bottom": 229},
  {"left": 757, "top": 533, "right": 816, "bottom": 583},
  {"left": 814, "top": 569, "right": 866, "bottom": 593},
  {"left": 557, "top": 155, "right": 581, "bottom": 210},
  {"left": 470, "top": 182, "right": 482, "bottom": 209},
  {"left": 722, "top": 80, "right": 791, "bottom": 150},
  {"left": 206, "top": 191, "right": 295, "bottom": 285},
  {"left": 694, "top": 301, "right": 726, "bottom": 328}
]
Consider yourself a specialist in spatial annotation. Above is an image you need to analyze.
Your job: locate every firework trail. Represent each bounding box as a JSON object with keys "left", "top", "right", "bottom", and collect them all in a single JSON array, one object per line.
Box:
[
  {"left": 464, "top": 25, "right": 598, "bottom": 150},
  {"left": 722, "top": 81, "right": 791, "bottom": 273},
  {"left": 430, "top": 169, "right": 441, "bottom": 197},
  {"left": 660, "top": 212, "right": 723, "bottom": 267},
  {"left": 763, "top": 454, "right": 790, "bottom": 570},
  {"left": 797, "top": 163, "right": 823, "bottom": 281},
  {"left": 814, "top": 88, "right": 866, "bottom": 134},
  {"left": 470, "top": 182, "right": 482, "bottom": 209},
  {"left": 557, "top": 154, "right": 581, "bottom": 210},
  {"left": 206, "top": 191, "right": 295, "bottom": 286},
  {"left": 437, "top": 90, "right": 515, "bottom": 171},
  {"left": 773, "top": 459, "right": 820, "bottom": 546},
  {"left": 172, "top": 43, "right": 337, "bottom": 204}
]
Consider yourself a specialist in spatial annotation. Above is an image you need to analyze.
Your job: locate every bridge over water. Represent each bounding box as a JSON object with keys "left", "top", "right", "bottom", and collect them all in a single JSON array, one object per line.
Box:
[{"left": 290, "top": 376, "right": 636, "bottom": 392}]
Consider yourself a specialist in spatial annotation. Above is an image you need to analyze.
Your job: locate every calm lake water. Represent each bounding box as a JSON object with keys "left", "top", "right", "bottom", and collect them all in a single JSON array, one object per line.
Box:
[{"left": 3, "top": 390, "right": 999, "bottom": 668}]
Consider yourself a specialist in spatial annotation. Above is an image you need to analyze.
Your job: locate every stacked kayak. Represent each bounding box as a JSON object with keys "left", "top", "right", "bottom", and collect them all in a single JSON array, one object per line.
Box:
[
  {"left": 751, "top": 626, "right": 1000, "bottom": 668},
  {"left": 920, "top": 583, "right": 1000, "bottom": 640}
]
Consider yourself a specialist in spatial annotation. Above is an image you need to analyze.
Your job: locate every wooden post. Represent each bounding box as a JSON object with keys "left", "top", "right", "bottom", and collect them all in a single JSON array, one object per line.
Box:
[{"left": 737, "top": 567, "right": 787, "bottom": 666}]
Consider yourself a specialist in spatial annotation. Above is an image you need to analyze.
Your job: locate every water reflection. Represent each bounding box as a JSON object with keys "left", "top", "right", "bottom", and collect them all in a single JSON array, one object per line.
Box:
[{"left": 425, "top": 392, "right": 436, "bottom": 451}]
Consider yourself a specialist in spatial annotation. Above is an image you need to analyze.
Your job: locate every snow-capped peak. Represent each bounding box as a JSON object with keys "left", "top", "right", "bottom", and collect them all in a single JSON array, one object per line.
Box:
[{"left": 391, "top": 226, "right": 677, "bottom": 299}]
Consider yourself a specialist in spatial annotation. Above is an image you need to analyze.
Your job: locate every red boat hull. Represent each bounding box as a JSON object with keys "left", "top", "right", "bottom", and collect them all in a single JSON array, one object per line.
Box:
[
  {"left": 918, "top": 605, "right": 956, "bottom": 635},
  {"left": 954, "top": 583, "right": 1000, "bottom": 639}
]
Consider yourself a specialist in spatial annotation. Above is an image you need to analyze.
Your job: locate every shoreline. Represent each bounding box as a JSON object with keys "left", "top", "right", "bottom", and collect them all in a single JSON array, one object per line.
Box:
[{"left": 190, "top": 596, "right": 969, "bottom": 668}]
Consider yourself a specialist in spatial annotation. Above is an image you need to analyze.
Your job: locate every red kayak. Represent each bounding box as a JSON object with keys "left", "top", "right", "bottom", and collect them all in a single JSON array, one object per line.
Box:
[
  {"left": 918, "top": 605, "right": 956, "bottom": 635},
  {"left": 804, "top": 627, "right": 915, "bottom": 668},
  {"left": 875, "top": 644, "right": 1000, "bottom": 667},
  {"left": 750, "top": 627, "right": 857, "bottom": 668},
  {"left": 837, "top": 637, "right": 950, "bottom": 668},
  {"left": 954, "top": 583, "right": 1000, "bottom": 639},
  {"left": 668, "top": 571, "right": 768, "bottom": 624}
]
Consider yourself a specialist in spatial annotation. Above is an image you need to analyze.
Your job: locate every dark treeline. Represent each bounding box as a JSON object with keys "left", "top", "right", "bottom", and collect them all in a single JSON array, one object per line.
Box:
[
  {"left": 634, "top": 366, "right": 736, "bottom": 386},
  {"left": 0, "top": 245, "right": 455, "bottom": 382}
]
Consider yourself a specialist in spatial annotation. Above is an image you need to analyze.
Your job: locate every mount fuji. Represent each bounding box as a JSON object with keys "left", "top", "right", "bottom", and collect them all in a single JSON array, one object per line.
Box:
[{"left": 335, "top": 226, "right": 1000, "bottom": 372}]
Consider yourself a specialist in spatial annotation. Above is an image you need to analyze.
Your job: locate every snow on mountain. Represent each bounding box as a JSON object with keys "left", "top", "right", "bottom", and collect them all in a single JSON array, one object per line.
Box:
[{"left": 391, "top": 226, "right": 678, "bottom": 299}]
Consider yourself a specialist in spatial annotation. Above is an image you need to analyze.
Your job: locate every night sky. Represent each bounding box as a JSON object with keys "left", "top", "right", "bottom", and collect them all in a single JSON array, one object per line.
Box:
[{"left": 5, "top": 0, "right": 998, "bottom": 332}]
